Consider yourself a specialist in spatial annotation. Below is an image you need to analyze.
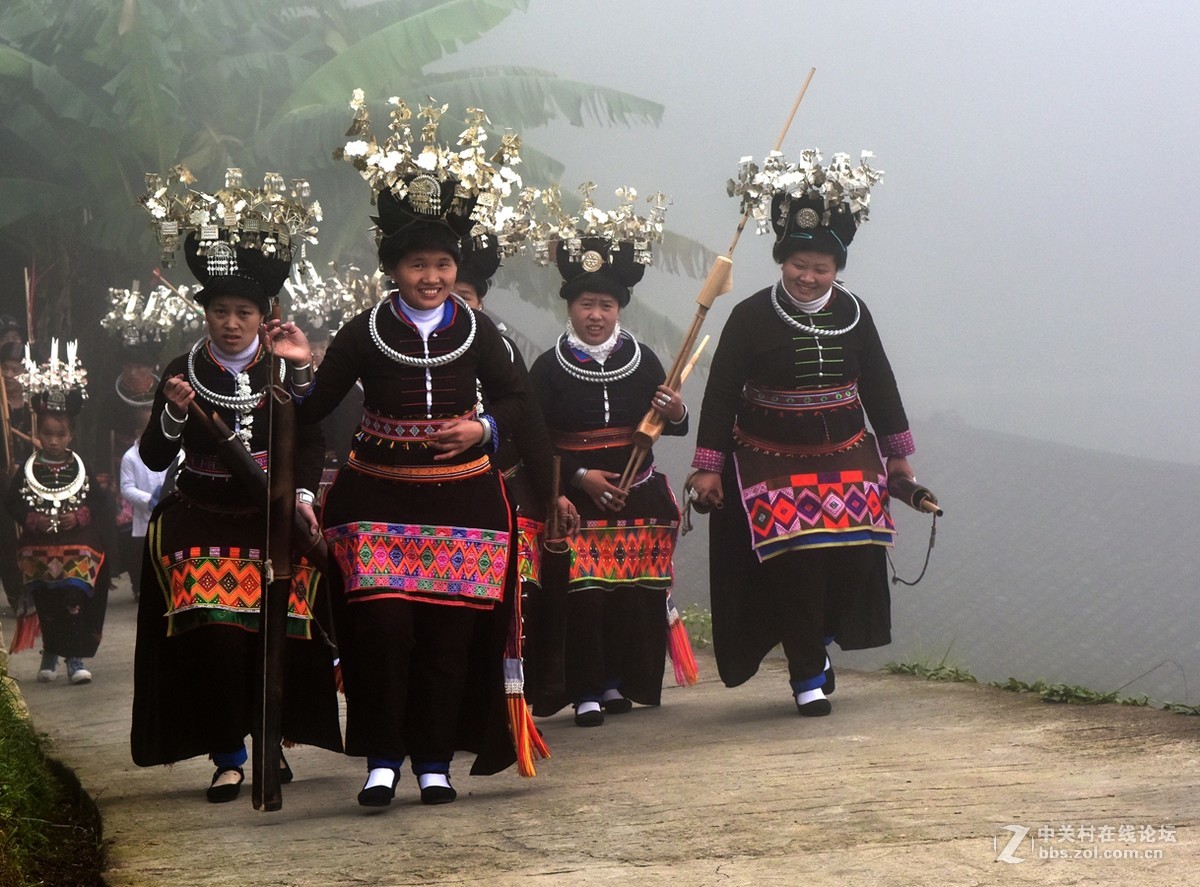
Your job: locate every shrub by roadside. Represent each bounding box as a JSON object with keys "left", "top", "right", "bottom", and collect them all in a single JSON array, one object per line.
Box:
[{"left": 0, "top": 663, "right": 105, "bottom": 887}]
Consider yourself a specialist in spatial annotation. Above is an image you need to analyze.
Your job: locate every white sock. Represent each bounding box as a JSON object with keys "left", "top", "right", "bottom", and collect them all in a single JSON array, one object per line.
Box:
[
  {"left": 796, "top": 687, "right": 827, "bottom": 706},
  {"left": 212, "top": 768, "right": 242, "bottom": 787},
  {"left": 824, "top": 656, "right": 831, "bottom": 671},
  {"left": 417, "top": 772, "right": 450, "bottom": 790},
  {"left": 576, "top": 700, "right": 602, "bottom": 715},
  {"left": 364, "top": 767, "right": 396, "bottom": 790},
  {"left": 601, "top": 689, "right": 625, "bottom": 703}
]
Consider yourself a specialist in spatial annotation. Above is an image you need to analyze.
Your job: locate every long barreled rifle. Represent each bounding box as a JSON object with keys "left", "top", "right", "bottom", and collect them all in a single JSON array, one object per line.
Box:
[
  {"left": 253, "top": 301, "right": 293, "bottom": 812},
  {"left": 617, "top": 69, "right": 818, "bottom": 491}
]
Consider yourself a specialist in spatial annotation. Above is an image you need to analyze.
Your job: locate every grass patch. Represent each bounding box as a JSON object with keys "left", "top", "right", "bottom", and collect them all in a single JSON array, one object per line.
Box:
[
  {"left": 992, "top": 677, "right": 1150, "bottom": 706},
  {"left": 680, "top": 604, "right": 712, "bottom": 649},
  {"left": 882, "top": 656, "right": 1161, "bottom": 708},
  {"left": 883, "top": 643, "right": 977, "bottom": 683},
  {"left": 0, "top": 665, "right": 105, "bottom": 887},
  {"left": 883, "top": 660, "right": 978, "bottom": 683}
]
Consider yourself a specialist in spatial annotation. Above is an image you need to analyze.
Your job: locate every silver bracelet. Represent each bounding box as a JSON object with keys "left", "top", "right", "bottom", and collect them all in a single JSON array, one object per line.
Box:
[
  {"left": 296, "top": 488, "right": 315, "bottom": 506},
  {"left": 290, "top": 362, "right": 314, "bottom": 388},
  {"left": 572, "top": 467, "right": 588, "bottom": 488},
  {"left": 161, "top": 405, "right": 187, "bottom": 440}
]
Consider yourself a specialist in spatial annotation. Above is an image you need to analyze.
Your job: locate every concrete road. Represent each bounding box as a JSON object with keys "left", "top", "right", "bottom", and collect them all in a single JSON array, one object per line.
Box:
[{"left": 4, "top": 578, "right": 1199, "bottom": 886}]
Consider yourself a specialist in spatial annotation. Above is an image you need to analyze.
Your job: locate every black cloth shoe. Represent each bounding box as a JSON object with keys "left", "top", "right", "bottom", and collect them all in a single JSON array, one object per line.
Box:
[
  {"left": 420, "top": 784, "right": 457, "bottom": 806},
  {"left": 601, "top": 696, "right": 633, "bottom": 714},
  {"left": 574, "top": 707, "right": 605, "bottom": 727},
  {"left": 206, "top": 767, "right": 244, "bottom": 803},
  {"left": 280, "top": 751, "right": 294, "bottom": 785},
  {"left": 357, "top": 770, "right": 400, "bottom": 807},
  {"left": 796, "top": 697, "right": 832, "bottom": 717},
  {"left": 824, "top": 665, "right": 836, "bottom": 695}
]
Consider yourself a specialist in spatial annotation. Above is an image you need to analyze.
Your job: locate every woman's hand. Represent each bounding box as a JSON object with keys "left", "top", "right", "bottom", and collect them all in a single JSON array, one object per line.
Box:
[
  {"left": 162, "top": 374, "right": 196, "bottom": 415},
  {"left": 687, "top": 469, "right": 724, "bottom": 510},
  {"left": 428, "top": 418, "right": 485, "bottom": 461},
  {"left": 550, "top": 495, "right": 579, "bottom": 538},
  {"left": 649, "top": 384, "right": 686, "bottom": 423},
  {"left": 296, "top": 501, "right": 320, "bottom": 539},
  {"left": 579, "top": 469, "right": 627, "bottom": 512},
  {"left": 261, "top": 319, "right": 313, "bottom": 367},
  {"left": 58, "top": 511, "right": 80, "bottom": 531}
]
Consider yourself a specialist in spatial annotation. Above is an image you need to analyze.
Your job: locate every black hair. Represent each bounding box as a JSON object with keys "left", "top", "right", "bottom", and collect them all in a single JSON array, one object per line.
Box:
[{"left": 377, "top": 225, "right": 462, "bottom": 272}]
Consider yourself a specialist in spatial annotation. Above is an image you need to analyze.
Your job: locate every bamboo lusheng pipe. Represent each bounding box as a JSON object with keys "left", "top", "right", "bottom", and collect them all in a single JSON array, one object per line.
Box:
[
  {"left": 151, "top": 268, "right": 204, "bottom": 312},
  {"left": 616, "top": 70, "right": 816, "bottom": 494},
  {"left": 618, "top": 335, "right": 710, "bottom": 489},
  {"left": 887, "top": 475, "right": 944, "bottom": 517}
]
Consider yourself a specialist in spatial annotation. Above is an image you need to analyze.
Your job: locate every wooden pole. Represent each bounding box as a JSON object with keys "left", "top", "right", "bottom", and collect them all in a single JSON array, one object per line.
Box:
[{"left": 617, "top": 70, "right": 816, "bottom": 492}]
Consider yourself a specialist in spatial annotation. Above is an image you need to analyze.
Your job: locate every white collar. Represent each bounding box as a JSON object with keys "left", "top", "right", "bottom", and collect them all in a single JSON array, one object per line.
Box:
[
  {"left": 209, "top": 338, "right": 261, "bottom": 375},
  {"left": 779, "top": 281, "right": 833, "bottom": 314},
  {"left": 566, "top": 321, "right": 623, "bottom": 364}
]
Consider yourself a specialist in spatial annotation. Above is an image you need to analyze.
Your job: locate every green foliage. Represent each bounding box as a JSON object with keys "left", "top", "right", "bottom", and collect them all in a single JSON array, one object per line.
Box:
[
  {"left": 882, "top": 641, "right": 976, "bottom": 683},
  {"left": 680, "top": 604, "right": 712, "bottom": 650},
  {"left": 992, "top": 677, "right": 1149, "bottom": 707},
  {"left": 882, "top": 660, "right": 977, "bottom": 683},
  {"left": 0, "top": 0, "right": 698, "bottom": 345},
  {"left": 0, "top": 667, "right": 104, "bottom": 886},
  {"left": 1163, "top": 702, "right": 1200, "bottom": 716}
]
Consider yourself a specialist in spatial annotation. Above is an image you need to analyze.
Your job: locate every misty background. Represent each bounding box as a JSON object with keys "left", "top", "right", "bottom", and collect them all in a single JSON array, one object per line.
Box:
[
  {"left": 450, "top": 1, "right": 1200, "bottom": 702},
  {"left": 3, "top": 1, "right": 1197, "bottom": 701}
]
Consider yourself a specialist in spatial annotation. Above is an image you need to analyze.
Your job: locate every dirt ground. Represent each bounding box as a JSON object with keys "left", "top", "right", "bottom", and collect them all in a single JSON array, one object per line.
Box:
[{"left": 4, "top": 580, "right": 1199, "bottom": 887}]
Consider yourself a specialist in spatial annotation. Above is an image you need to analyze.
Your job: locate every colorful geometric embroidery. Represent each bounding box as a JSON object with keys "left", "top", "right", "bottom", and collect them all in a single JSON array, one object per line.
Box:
[
  {"left": 158, "top": 545, "right": 316, "bottom": 638},
  {"left": 566, "top": 520, "right": 677, "bottom": 590},
  {"left": 515, "top": 516, "right": 544, "bottom": 587},
  {"left": 357, "top": 408, "right": 474, "bottom": 443},
  {"left": 737, "top": 465, "right": 895, "bottom": 561},
  {"left": 325, "top": 521, "right": 509, "bottom": 607},
  {"left": 18, "top": 545, "right": 104, "bottom": 592}
]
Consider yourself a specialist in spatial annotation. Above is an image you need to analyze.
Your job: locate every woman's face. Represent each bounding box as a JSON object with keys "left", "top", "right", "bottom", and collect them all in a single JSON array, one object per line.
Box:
[
  {"left": 454, "top": 280, "right": 482, "bottom": 310},
  {"left": 392, "top": 250, "right": 457, "bottom": 312},
  {"left": 38, "top": 414, "right": 73, "bottom": 460},
  {"left": 205, "top": 295, "right": 264, "bottom": 353},
  {"left": 568, "top": 292, "right": 621, "bottom": 346},
  {"left": 780, "top": 250, "right": 839, "bottom": 303}
]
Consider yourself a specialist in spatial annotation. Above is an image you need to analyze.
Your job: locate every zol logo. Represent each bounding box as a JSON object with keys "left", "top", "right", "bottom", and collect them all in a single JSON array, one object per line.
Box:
[{"left": 995, "top": 825, "right": 1031, "bottom": 863}]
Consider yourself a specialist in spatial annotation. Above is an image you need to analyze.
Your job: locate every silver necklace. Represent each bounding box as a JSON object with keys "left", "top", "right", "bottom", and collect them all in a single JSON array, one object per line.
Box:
[
  {"left": 24, "top": 453, "right": 87, "bottom": 503},
  {"left": 114, "top": 373, "right": 161, "bottom": 407},
  {"left": 369, "top": 299, "right": 476, "bottom": 368},
  {"left": 554, "top": 333, "right": 642, "bottom": 383},
  {"left": 186, "top": 339, "right": 275, "bottom": 410},
  {"left": 771, "top": 282, "right": 861, "bottom": 337}
]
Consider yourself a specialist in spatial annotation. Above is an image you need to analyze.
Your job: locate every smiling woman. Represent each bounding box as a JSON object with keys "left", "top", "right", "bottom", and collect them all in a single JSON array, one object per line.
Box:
[
  {"left": 275, "top": 96, "right": 571, "bottom": 809},
  {"left": 527, "top": 204, "right": 690, "bottom": 728}
]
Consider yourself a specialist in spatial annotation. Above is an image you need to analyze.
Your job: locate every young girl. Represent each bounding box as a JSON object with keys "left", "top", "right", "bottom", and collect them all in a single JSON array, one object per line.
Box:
[{"left": 6, "top": 348, "right": 109, "bottom": 684}]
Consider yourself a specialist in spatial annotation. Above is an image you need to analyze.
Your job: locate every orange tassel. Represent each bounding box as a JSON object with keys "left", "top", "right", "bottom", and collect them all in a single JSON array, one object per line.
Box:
[
  {"left": 507, "top": 696, "right": 550, "bottom": 777},
  {"left": 667, "top": 619, "right": 699, "bottom": 687},
  {"left": 8, "top": 613, "right": 40, "bottom": 655}
]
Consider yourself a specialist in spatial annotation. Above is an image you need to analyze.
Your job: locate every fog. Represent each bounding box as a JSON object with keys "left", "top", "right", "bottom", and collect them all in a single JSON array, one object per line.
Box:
[
  {"left": 440, "top": 1, "right": 1200, "bottom": 700},
  {"left": 441, "top": 0, "right": 1200, "bottom": 465}
]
